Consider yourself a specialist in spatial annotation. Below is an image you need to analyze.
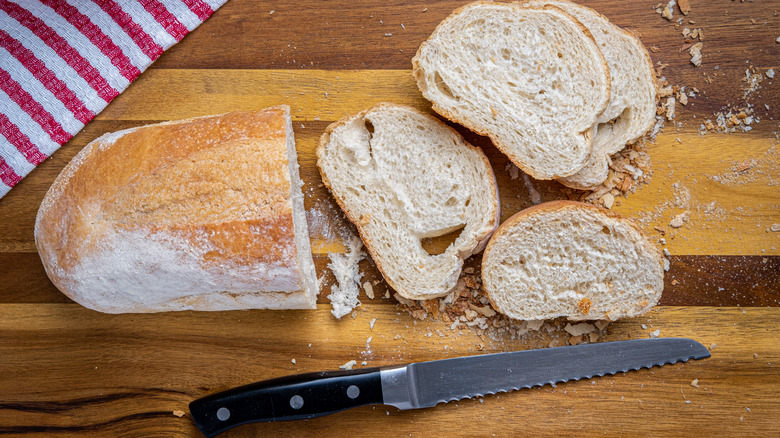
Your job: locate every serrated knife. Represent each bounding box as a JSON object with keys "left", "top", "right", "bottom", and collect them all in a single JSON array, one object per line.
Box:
[{"left": 189, "top": 337, "right": 709, "bottom": 437}]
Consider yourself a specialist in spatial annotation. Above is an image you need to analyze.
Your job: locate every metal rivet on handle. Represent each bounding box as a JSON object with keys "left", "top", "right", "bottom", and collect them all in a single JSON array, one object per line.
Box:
[
  {"left": 216, "top": 407, "right": 230, "bottom": 421},
  {"left": 290, "top": 395, "right": 304, "bottom": 409},
  {"left": 347, "top": 385, "right": 360, "bottom": 399}
]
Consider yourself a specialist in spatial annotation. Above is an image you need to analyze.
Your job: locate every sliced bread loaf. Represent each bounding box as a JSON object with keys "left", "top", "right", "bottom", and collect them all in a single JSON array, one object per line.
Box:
[
  {"left": 317, "top": 103, "right": 499, "bottom": 300},
  {"left": 412, "top": 1, "right": 610, "bottom": 180},
  {"left": 35, "top": 108, "right": 319, "bottom": 313},
  {"left": 525, "top": 1, "right": 657, "bottom": 190},
  {"left": 482, "top": 201, "right": 663, "bottom": 321}
]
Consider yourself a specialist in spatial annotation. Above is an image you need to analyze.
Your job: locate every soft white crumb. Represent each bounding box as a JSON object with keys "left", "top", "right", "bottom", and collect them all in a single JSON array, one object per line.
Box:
[
  {"left": 291, "top": 358, "right": 296, "bottom": 364},
  {"left": 691, "top": 379, "right": 699, "bottom": 387},
  {"left": 327, "top": 235, "right": 366, "bottom": 319},
  {"left": 650, "top": 329, "right": 661, "bottom": 338},
  {"left": 370, "top": 318, "right": 377, "bottom": 330}
]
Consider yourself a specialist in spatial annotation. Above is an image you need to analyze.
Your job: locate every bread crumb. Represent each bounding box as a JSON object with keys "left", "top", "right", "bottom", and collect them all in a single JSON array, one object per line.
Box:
[
  {"left": 669, "top": 211, "right": 690, "bottom": 228},
  {"left": 340, "top": 360, "right": 357, "bottom": 370},
  {"left": 678, "top": 0, "right": 690, "bottom": 15},
  {"left": 327, "top": 235, "right": 366, "bottom": 319},
  {"left": 663, "top": 258, "right": 670, "bottom": 271},
  {"left": 291, "top": 358, "right": 296, "bottom": 364},
  {"left": 691, "top": 378, "right": 699, "bottom": 388},
  {"left": 689, "top": 42, "right": 703, "bottom": 67},
  {"left": 564, "top": 322, "right": 597, "bottom": 336},
  {"left": 569, "top": 335, "right": 582, "bottom": 345},
  {"left": 505, "top": 162, "right": 520, "bottom": 180},
  {"left": 661, "top": 0, "right": 676, "bottom": 20},
  {"left": 770, "top": 224, "right": 780, "bottom": 232},
  {"left": 671, "top": 279, "right": 679, "bottom": 285},
  {"left": 370, "top": 318, "right": 376, "bottom": 330},
  {"left": 710, "top": 343, "right": 717, "bottom": 350},
  {"left": 173, "top": 410, "right": 185, "bottom": 417},
  {"left": 595, "top": 320, "right": 610, "bottom": 330},
  {"left": 664, "top": 96, "right": 677, "bottom": 120},
  {"left": 522, "top": 173, "right": 542, "bottom": 205},
  {"left": 767, "top": 69, "right": 775, "bottom": 79},
  {"left": 363, "top": 281, "right": 374, "bottom": 299},
  {"left": 601, "top": 193, "right": 615, "bottom": 209},
  {"left": 650, "top": 329, "right": 661, "bottom": 338}
]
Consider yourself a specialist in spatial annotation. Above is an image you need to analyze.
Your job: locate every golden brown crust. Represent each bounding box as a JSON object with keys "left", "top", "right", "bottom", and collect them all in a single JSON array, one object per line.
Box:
[{"left": 35, "top": 108, "right": 307, "bottom": 310}]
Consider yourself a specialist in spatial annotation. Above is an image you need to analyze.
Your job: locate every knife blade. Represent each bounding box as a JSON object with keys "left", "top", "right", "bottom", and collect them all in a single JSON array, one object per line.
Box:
[{"left": 189, "top": 337, "right": 710, "bottom": 437}]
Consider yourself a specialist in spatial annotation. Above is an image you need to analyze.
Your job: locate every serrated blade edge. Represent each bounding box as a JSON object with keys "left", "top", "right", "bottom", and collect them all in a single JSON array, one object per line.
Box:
[{"left": 381, "top": 338, "right": 710, "bottom": 409}]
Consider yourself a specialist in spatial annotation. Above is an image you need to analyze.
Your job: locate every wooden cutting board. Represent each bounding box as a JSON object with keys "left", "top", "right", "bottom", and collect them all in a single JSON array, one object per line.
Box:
[{"left": 1, "top": 1, "right": 778, "bottom": 436}]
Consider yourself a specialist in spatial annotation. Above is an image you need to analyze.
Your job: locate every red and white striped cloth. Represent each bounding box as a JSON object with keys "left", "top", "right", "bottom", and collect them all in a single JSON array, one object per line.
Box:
[{"left": 0, "top": 0, "right": 227, "bottom": 198}]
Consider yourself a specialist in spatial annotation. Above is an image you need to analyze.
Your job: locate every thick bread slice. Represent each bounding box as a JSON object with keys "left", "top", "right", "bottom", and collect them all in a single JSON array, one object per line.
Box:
[
  {"left": 525, "top": 0, "right": 657, "bottom": 189},
  {"left": 412, "top": 2, "right": 610, "bottom": 180},
  {"left": 35, "top": 108, "right": 319, "bottom": 313},
  {"left": 482, "top": 201, "right": 663, "bottom": 321},
  {"left": 317, "top": 103, "right": 499, "bottom": 300}
]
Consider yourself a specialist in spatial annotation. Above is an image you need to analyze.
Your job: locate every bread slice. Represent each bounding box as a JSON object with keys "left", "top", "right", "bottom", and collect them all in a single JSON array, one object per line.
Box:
[
  {"left": 35, "top": 107, "right": 319, "bottom": 313},
  {"left": 317, "top": 103, "right": 499, "bottom": 300},
  {"left": 412, "top": 1, "right": 610, "bottom": 180},
  {"left": 524, "top": 0, "right": 657, "bottom": 189},
  {"left": 482, "top": 201, "right": 663, "bottom": 321}
]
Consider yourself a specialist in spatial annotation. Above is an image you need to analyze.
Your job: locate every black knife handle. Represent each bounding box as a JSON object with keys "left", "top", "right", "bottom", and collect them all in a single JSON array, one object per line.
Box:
[{"left": 189, "top": 367, "right": 384, "bottom": 437}]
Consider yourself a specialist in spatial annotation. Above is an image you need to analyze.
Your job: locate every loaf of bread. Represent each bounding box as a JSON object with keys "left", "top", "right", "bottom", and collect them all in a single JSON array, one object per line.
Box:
[
  {"left": 317, "top": 103, "right": 499, "bottom": 300},
  {"left": 412, "top": 1, "right": 611, "bottom": 180},
  {"left": 482, "top": 201, "right": 663, "bottom": 321},
  {"left": 528, "top": 0, "right": 657, "bottom": 190},
  {"left": 35, "top": 107, "right": 319, "bottom": 313}
]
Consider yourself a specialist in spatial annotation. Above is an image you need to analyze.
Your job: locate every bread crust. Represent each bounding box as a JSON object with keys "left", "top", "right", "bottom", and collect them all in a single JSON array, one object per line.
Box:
[
  {"left": 35, "top": 108, "right": 317, "bottom": 313},
  {"left": 482, "top": 200, "right": 664, "bottom": 320},
  {"left": 317, "top": 103, "right": 500, "bottom": 299},
  {"left": 412, "top": 1, "right": 611, "bottom": 180},
  {"left": 540, "top": 0, "right": 657, "bottom": 190}
]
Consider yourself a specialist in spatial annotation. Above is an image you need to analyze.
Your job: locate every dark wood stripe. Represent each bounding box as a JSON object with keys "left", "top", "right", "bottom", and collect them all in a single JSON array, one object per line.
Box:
[
  {"left": 0, "top": 389, "right": 189, "bottom": 413},
  {"left": 155, "top": 0, "right": 780, "bottom": 70},
  {"left": 3, "top": 252, "right": 777, "bottom": 307},
  {"left": 0, "top": 411, "right": 176, "bottom": 434}
]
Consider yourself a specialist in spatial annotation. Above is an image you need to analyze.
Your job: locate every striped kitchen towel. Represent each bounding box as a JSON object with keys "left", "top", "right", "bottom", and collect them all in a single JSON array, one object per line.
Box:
[{"left": 0, "top": 0, "right": 228, "bottom": 198}]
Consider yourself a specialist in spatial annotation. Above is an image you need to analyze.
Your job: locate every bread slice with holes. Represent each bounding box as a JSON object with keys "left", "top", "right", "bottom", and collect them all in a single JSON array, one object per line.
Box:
[
  {"left": 522, "top": 0, "right": 657, "bottom": 190},
  {"left": 482, "top": 201, "right": 663, "bottom": 321},
  {"left": 412, "top": 1, "right": 610, "bottom": 180},
  {"left": 317, "top": 103, "right": 499, "bottom": 300}
]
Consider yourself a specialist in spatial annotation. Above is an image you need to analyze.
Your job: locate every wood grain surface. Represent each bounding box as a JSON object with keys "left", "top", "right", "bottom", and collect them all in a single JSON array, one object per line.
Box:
[{"left": 1, "top": 0, "right": 778, "bottom": 436}]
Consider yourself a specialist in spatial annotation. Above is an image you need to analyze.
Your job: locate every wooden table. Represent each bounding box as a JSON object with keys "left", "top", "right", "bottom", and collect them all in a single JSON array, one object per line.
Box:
[{"left": 1, "top": 0, "right": 778, "bottom": 436}]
